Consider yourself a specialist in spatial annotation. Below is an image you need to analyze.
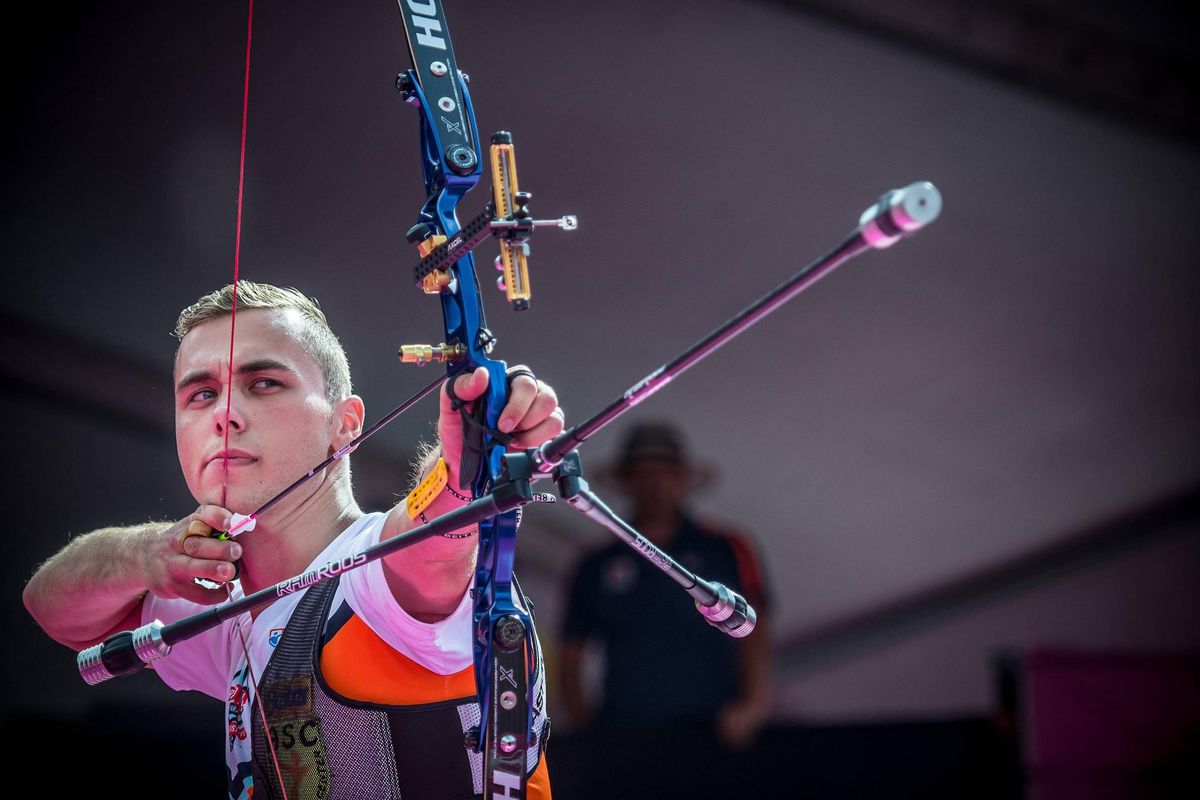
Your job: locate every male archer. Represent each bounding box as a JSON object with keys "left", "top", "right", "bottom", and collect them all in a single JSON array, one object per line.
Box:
[{"left": 23, "top": 280, "right": 561, "bottom": 799}]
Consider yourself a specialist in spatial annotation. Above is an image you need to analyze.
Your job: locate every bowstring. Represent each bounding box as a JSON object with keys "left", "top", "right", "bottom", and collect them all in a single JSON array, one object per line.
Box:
[
  {"left": 222, "top": 0, "right": 253, "bottom": 511},
  {"left": 223, "top": 2, "right": 289, "bottom": 797}
]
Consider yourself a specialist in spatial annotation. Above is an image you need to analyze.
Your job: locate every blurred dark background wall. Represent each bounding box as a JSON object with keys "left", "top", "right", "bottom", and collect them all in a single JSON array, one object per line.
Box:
[{"left": 4, "top": 0, "right": 1198, "bottom": 796}]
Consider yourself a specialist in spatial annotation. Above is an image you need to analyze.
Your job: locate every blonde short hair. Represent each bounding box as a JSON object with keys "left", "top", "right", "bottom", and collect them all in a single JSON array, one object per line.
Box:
[{"left": 174, "top": 280, "right": 352, "bottom": 402}]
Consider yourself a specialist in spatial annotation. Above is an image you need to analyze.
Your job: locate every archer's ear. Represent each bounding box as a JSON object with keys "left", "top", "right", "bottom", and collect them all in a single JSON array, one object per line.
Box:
[{"left": 334, "top": 395, "right": 366, "bottom": 443}]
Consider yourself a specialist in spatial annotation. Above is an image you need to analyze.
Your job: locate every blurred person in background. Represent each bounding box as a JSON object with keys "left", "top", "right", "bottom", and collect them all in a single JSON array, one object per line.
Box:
[{"left": 558, "top": 422, "right": 771, "bottom": 798}]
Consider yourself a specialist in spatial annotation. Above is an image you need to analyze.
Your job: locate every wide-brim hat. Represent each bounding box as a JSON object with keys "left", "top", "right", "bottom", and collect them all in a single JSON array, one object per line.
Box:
[{"left": 593, "top": 421, "right": 717, "bottom": 491}]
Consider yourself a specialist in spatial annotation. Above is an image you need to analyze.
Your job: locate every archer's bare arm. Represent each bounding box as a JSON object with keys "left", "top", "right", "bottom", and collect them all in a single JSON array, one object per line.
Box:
[
  {"left": 380, "top": 367, "right": 563, "bottom": 623},
  {"left": 22, "top": 506, "right": 240, "bottom": 651},
  {"left": 379, "top": 443, "right": 481, "bottom": 624}
]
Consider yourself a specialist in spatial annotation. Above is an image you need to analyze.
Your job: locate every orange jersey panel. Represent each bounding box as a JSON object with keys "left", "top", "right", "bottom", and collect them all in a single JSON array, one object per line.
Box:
[
  {"left": 320, "top": 611, "right": 475, "bottom": 705},
  {"left": 319, "top": 609, "right": 553, "bottom": 799}
]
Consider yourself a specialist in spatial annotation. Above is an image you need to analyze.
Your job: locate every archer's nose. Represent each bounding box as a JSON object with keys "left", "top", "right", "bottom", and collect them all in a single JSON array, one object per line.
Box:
[{"left": 213, "top": 395, "right": 245, "bottom": 434}]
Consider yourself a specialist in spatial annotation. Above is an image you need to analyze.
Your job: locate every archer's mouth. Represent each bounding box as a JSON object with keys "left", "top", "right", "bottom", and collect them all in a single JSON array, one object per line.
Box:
[{"left": 205, "top": 452, "right": 258, "bottom": 470}]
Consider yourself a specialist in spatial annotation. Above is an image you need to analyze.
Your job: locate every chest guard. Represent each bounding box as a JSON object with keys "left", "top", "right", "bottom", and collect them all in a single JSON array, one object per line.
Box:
[{"left": 248, "top": 577, "right": 548, "bottom": 799}]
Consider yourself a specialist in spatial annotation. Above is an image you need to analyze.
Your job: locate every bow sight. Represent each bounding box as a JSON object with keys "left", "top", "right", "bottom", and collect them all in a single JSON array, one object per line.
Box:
[{"left": 401, "top": 131, "right": 578, "bottom": 358}]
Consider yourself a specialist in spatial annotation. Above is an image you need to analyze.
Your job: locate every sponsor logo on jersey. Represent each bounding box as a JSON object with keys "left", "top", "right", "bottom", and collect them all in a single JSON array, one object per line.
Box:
[
  {"left": 269, "top": 627, "right": 285, "bottom": 648},
  {"left": 262, "top": 675, "right": 315, "bottom": 722},
  {"left": 227, "top": 666, "right": 251, "bottom": 748},
  {"left": 267, "top": 718, "right": 331, "bottom": 800}
]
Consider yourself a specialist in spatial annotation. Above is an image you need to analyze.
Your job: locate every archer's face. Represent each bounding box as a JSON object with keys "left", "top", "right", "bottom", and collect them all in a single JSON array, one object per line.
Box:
[{"left": 173, "top": 308, "right": 340, "bottom": 514}]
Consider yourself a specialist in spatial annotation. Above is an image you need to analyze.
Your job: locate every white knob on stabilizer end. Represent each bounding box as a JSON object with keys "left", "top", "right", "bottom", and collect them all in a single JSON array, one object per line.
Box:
[{"left": 858, "top": 181, "right": 942, "bottom": 249}]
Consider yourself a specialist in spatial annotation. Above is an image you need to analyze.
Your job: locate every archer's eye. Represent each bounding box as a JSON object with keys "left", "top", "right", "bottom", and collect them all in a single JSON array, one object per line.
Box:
[
  {"left": 188, "top": 388, "right": 218, "bottom": 404},
  {"left": 251, "top": 378, "right": 283, "bottom": 391}
]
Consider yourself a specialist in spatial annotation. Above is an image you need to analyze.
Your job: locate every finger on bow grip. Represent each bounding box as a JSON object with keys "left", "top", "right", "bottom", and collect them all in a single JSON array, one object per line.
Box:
[{"left": 446, "top": 372, "right": 487, "bottom": 490}]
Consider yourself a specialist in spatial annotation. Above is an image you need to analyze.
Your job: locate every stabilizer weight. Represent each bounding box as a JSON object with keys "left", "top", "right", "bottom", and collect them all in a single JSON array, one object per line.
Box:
[
  {"left": 78, "top": 620, "right": 170, "bottom": 685},
  {"left": 695, "top": 582, "right": 757, "bottom": 639}
]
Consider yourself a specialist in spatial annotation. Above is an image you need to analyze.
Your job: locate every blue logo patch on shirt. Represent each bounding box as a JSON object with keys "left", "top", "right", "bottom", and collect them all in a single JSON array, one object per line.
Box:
[{"left": 269, "top": 627, "right": 285, "bottom": 648}]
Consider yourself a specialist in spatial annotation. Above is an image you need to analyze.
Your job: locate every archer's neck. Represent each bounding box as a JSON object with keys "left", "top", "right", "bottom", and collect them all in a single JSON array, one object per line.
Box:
[{"left": 236, "top": 472, "right": 363, "bottom": 598}]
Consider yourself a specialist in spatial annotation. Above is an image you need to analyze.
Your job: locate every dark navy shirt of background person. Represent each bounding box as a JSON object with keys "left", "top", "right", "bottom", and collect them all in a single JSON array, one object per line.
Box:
[{"left": 560, "top": 517, "right": 769, "bottom": 726}]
